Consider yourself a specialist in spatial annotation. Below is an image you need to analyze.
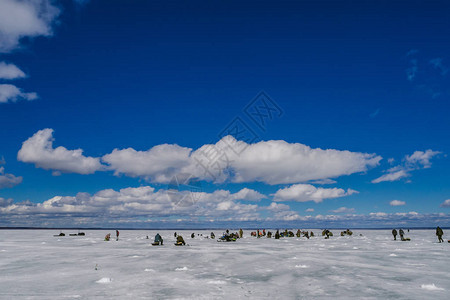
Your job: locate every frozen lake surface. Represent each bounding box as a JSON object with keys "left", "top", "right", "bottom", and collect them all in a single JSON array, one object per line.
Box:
[{"left": 0, "top": 229, "right": 449, "bottom": 299}]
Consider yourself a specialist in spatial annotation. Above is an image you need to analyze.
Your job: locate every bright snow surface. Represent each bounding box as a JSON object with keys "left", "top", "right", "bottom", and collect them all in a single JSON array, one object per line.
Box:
[{"left": 0, "top": 229, "right": 449, "bottom": 299}]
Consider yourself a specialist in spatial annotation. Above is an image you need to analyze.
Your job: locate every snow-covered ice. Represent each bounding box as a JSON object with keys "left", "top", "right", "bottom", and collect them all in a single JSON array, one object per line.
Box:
[{"left": 0, "top": 229, "right": 449, "bottom": 299}]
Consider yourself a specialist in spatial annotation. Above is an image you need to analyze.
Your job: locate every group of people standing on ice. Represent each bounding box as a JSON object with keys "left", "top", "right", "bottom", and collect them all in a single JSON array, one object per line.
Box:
[
  {"left": 100, "top": 227, "right": 448, "bottom": 244},
  {"left": 391, "top": 226, "right": 446, "bottom": 243}
]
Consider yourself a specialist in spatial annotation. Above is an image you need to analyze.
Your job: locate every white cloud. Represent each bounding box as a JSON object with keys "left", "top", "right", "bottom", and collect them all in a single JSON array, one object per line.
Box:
[
  {"left": 232, "top": 188, "right": 266, "bottom": 201},
  {"left": 0, "top": 84, "right": 37, "bottom": 103},
  {"left": 0, "top": 197, "right": 13, "bottom": 207},
  {"left": 405, "top": 150, "right": 440, "bottom": 168},
  {"left": 102, "top": 144, "right": 192, "bottom": 183},
  {"left": 222, "top": 137, "right": 381, "bottom": 185},
  {"left": 0, "top": 186, "right": 264, "bottom": 224},
  {"left": 441, "top": 199, "right": 450, "bottom": 208},
  {"left": 102, "top": 135, "right": 381, "bottom": 185},
  {"left": 0, "top": 166, "right": 22, "bottom": 188},
  {"left": 1, "top": 187, "right": 450, "bottom": 228},
  {"left": 273, "top": 184, "right": 358, "bottom": 203},
  {"left": 390, "top": 200, "right": 406, "bottom": 206},
  {"left": 17, "top": 128, "right": 104, "bottom": 175},
  {"left": 0, "top": 62, "right": 26, "bottom": 79},
  {"left": 20, "top": 131, "right": 382, "bottom": 185},
  {"left": 372, "top": 150, "right": 440, "bottom": 183},
  {"left": 266, "top": 202, "right": 301, "bottom": 221},
  {"left": 0, "top": 0, "right": 60, "bottom": 53},
  {"left": 331, "top": 207, "right": 355, "bottom": 214},
  {"left": 369, "top": 212, "right": 387, "bottom": 217},
  {"left": 372, "top": 169, "right": 409, "bottom": 183},
  {"left": 310, "top": 179, "right": 337, "bottom": 185},
  {"left": 306, "top": 208, "right": 314, "bottom": 212}
]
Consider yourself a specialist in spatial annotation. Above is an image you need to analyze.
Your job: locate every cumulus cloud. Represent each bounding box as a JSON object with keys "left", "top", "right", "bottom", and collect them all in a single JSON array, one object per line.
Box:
[
  {"left": 390, "top": 200, "right": 406, "bottom": 206},
  {"left": 102, "top": 135, "right": 381, "bottom": 185},
  {"left": 0, "top": 197, "right": 13, "bottom": 207},
  {"left": 266, "top": 202, "right": 301, "bottom": 221},
  {"left": 220, "top": 137, "right": 381, "bottom": 185},
  {"left": 331, "top": 207, "right": 355, "bottom": 214},
  {"left": 405, "top": 150, "right": 441, "bottom": 168},
  {"left": 18, "top": 128, "right": 104, "bottom": 175},
  {"left": 0, "top": 186, "right": 264, "bottom": 225},
  {"left": 306, "top": 208, "right": 314, "bottom": 212},
  {"left": 20, "top": 130, "right": 381, "bottom": 184},
  {"left": 1, "top": 187, "right": 450, "bottom": 228},
  {"left": 0, "top": 166, "right": 23, "bottom": 188},
  {"left": 231, "top": 188, "right": 266, "bottom": 201},
  {"left": 441, "top": 199, "right": 450, "bottom": 208},
  {"left": 372, "top": 150, "right": 440, "bottom": 183},
  {"left": 0, "top": 62, "right": 26, "bottom": 79},
  {"left": 102, "top": 144, "right": 193, "bottom": 183},
  {"left": 273, "top": 184, "right": 358, "bottom": 203},
  {"left": 0, "top": 84, "right": 37, "bottom": 103},
  {"left": 0, "top": 0, "right": 60, "bottom": 53}
]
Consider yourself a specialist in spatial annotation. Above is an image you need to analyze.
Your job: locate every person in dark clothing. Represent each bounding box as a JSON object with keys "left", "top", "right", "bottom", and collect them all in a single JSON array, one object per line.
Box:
[
  {"left": 176, "top": 235, "right": 186, "bottom": 245},
  {"left": 191, "top": 233, "right": 195, "bottom": 238},
  {"left": 436, "top": 226, "right": 444, "bottom": 243},
  {"left": 154, "top": 233, "right": 163, "bottom": 245},
  {"left": 399, "top": 229, "right": 405, "bottom": 241},
  {"left": 116, "top": 230, "right": 120, "bottom": 241},
  {"left": 392, "top": 229, "right": 398, "bottom": 240},
  {"left": 275, "top": 230, "right": 280, "bottom": 239},
  {"left": 211, "top": 232, "right": 215, "bottom": 239},
  {"left": 174, "top": 232, "right": 177, "bottom": 238}
]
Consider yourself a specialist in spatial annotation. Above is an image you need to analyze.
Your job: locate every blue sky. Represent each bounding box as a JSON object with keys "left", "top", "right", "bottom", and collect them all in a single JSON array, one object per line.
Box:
[{"left": 0, "top": 0, "right": 449, "bottom": 228}]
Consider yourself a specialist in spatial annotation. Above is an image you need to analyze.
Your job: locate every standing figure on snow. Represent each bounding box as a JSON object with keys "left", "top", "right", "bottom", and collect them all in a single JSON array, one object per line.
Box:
[
  {"left": 392, "top": 229, "right": 397, "bottom": 241},
  {"left": 399, "top": 229, "right": 405, "bottom": 241},
  {"left": 116, "top": 230, "right": 120, "bottom": 241},
  {"left": 436, "top": 226, "right": 444, "bottom": 243}
]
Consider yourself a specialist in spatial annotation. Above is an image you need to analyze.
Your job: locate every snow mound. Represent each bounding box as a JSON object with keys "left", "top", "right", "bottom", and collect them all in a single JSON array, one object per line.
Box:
[
  {"left": 96, "top": 277, "right": 112, "bottom": 284},
  {"left": 389, "top": 253, "right": 397, "bottom": 257},
  {"left": 175, "top": 266, "right": 188, "bottom": 271},
  {"left": 144, "top": 268, "right": 155, "bottom": 272},
  {"left": 421, "top": 284, "right": 444, "bottom": 291}
]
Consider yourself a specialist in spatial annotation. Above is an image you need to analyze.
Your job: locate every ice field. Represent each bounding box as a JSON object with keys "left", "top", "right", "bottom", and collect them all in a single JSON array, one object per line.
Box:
[{"left": 0, "top": 229, "right": 449, "bottom": 299}]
